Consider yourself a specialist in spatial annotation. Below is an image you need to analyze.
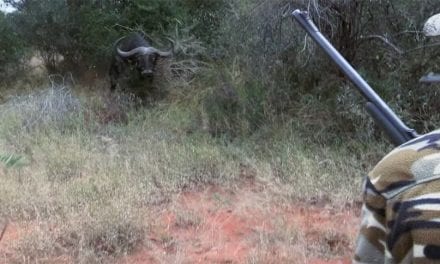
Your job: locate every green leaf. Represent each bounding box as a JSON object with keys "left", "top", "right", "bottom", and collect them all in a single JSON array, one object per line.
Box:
[{"left": 0, "top": 153, "right": 27, "bottom": 168}]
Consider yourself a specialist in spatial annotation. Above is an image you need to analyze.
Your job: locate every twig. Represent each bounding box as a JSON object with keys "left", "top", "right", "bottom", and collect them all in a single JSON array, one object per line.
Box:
[
  {"left": 112, "top": 23, "right": 134, "bottom": 32},
  {"left": 405, "top": 42, "right": 440, "bottom": 54},
  {"left": 0, "top": 220, "right": 8, "bottom": 243},
  {"left": 360, "top": 34, "right": 403, "bottom": 55},
  {"left": 393, "top": 30, "right": 423, "bottom": 37}
]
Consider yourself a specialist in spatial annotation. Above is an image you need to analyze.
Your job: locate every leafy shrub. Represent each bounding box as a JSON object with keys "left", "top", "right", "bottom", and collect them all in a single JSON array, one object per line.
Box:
[
  {"left": 3, "top": 0, "right": 440, "bottom": 140},
  {"left": 0, "top": 12, "right": 26, "bottom": 82},
  {"left": 181, "top": 0, "right": 231, "bottom": 44},
  {"left": 198, "top": 0, "right": 440, "bottom": 140}
]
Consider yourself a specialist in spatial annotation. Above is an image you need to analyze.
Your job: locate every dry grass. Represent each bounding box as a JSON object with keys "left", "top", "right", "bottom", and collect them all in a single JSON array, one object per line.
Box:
[
  {"left": 0, "top": 80, "right": 384, "bottom": 262},
  {"left": 247, "top": 227, "right": 305, "bottom": 264}
]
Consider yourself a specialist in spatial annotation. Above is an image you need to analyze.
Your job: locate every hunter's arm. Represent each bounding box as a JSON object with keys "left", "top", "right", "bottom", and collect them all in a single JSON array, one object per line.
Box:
[{"left": 353, "top": 177, "right": 387, "bottom": 263}]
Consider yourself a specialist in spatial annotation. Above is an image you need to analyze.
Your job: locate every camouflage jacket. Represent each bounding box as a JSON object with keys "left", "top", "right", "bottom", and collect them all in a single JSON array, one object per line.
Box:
[{"left": 354, "top": 130, "right": 440, "bottom": 263}]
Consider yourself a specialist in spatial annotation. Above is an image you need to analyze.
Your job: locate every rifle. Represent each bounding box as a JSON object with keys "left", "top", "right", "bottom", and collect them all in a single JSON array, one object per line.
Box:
[{"left": 291, "top": 10, "right": 419, "bottom": 146}]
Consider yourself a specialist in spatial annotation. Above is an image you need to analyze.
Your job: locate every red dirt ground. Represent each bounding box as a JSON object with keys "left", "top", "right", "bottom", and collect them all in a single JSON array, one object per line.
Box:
[
  {"left": 119, "top": 182, "right": 360, "bottom": 264},
  {"left": 0, "top": 182, "right": 360, "bottom": 264}
]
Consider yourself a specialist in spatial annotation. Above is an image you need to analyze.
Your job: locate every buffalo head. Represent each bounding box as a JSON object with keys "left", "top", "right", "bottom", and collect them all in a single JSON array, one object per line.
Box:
[{"left": 109, "top": 33, "right": 173, "bottom": 91}]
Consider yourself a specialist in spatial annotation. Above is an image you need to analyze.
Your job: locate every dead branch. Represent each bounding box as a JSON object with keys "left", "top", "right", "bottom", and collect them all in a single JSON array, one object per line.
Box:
[
  {"left": 360, "top": 34, "right": 403, "bottom": 55},
  {"left": 0, "top": 220, "right": 8, "bottom": 243}
]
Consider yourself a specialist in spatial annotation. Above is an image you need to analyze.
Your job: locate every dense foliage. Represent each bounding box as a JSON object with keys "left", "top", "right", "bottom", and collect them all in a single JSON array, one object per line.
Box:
[
  {"left": 1, "top": 0, "right": 440, "bottom": 141},
  {"left": 0, "top": 11, "right": 25, "bottom": 81},
  {"left": 203, "top": 0, "right": 440, "bottom": 141}
]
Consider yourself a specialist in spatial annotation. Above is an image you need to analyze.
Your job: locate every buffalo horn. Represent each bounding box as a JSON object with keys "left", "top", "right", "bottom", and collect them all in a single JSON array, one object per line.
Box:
[
  {"left": 117, "top": 46, "right": 172, "bottom": 58},
  {"left": 148, "top": 47, "right": 172, "bottom": 57},
  {"left": 117, "top": 47, "right": 155, "bottom": 57}
]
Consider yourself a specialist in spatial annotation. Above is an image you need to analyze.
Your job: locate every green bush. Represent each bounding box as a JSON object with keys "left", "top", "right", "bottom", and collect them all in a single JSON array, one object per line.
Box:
[
  {"left": 0, "top": 12, "right": 26, "bottom": 82},
  {"left": 197, "top": 0, "right": 440, "bottom": 141},
  {"left": 3, "top": 0, "right": 440, "bottom": 140},
  {"left": 181, "top": 0, "right": 230, "bottom": 44}
]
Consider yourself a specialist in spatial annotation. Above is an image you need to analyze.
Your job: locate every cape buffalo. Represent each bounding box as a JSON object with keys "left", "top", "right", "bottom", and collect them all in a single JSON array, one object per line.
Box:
[{"left": 109, "top": 32, "right": 172, "bottom": 92}]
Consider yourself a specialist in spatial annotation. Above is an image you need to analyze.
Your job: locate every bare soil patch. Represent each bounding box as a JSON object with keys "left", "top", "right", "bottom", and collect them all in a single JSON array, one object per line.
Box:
[
  {"left": 121, "top": 181, "right": 360, "bottom": 264},
  {"left": 0, "top": 181, "right": 360, "bottom": 263}
]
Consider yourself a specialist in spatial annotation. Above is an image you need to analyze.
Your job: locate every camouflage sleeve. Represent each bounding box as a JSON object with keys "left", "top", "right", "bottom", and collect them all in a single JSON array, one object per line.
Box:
[{"left": 353, "top": 177, "right": 387, "bottom": 264}]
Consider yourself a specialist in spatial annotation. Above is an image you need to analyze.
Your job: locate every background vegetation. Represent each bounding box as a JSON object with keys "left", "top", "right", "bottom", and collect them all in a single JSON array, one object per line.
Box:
[
  {"left": 0, "top": 0, "right": 440, "bottom": 262},
  {"left": 1, "top": 0, "right": 439, "bottom": 138}
]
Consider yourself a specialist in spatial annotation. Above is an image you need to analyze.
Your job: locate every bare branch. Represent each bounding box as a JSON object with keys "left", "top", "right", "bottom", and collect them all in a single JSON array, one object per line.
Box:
[
  {"left": 0, "top": 220, "right": 8, "bottom": 243},
  {"left": 112, "top": 23, "right": 135, "bottom": 32},
  {"left": 405, "top": 42, "right": 440, "bottom": 54},
  {"left": 393, "top": 30, "right": 423, "bottom": 37},
  {"left": 360, "top": 34, "right": 403, "bottom": 55}
]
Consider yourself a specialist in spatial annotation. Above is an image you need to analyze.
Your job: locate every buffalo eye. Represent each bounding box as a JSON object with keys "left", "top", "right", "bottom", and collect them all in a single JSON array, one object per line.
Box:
[{"left": 151, "top": 54, "right": 158, "bottom": 64}]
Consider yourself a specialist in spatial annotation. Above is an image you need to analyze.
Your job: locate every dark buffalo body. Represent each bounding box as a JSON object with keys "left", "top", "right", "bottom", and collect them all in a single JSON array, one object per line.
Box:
[{"left": 109, "top": 32, "right": 171, "bottom": 91}]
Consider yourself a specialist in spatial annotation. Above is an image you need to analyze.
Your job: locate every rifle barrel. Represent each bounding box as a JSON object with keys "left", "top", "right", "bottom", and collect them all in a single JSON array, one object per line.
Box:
[{"left": 292, "top": 10, "right": 418, "bottom": 145}]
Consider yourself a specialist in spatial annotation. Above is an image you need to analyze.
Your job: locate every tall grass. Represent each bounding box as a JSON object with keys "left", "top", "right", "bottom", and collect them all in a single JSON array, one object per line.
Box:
[
  {"left": 0, "top": 2, "right": 400, "bottom": 262},
  {"left": 3, "top": 0, "right": 437, "bottom": 261},
  {"left": 0, "top": 77, "right": 387, "bottom": 261}
]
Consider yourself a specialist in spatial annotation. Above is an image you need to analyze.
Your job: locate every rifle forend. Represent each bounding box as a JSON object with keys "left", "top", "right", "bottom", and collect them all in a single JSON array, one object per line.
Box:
[{"left": 291, "top": 9, "right": 419, "bottom": 146}]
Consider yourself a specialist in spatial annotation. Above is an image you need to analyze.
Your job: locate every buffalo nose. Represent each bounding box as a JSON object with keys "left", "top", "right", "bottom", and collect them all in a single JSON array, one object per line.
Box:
[{"left": 142, "top": 70, "right": 154, "bottom": 77}]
